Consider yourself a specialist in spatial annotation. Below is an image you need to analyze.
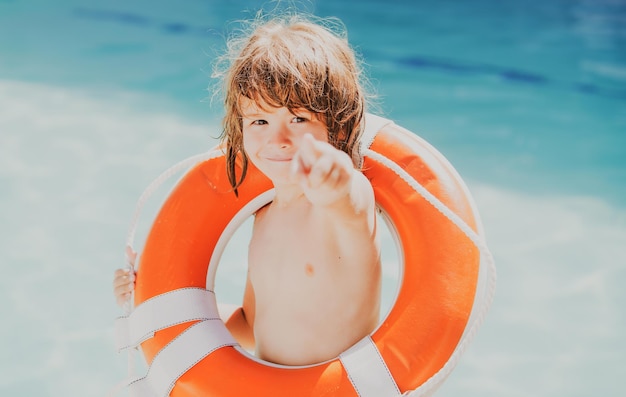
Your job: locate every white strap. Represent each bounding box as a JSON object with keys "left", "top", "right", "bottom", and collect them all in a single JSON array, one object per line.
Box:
[
  {"left": 340, "top": 336, "right": 401, "bottom": 397},
  {"left": 115, "top": 288, "right": 219, "bottom": 351},
  {"left": 354, "top": 114, "right": 394, "bottom": 168},
  {"left": 127, "top": 319, "right": 238, "bottom": 397}
]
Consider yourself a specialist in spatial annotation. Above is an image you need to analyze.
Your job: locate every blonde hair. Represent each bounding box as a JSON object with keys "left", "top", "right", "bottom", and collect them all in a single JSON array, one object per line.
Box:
[{"left": 213, "top": 14, "right": 369, "bottom": 195}]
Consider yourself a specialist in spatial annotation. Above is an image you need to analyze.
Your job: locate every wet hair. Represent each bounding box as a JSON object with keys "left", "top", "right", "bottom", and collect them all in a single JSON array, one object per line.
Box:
[{"left": 213, "top": 14, "right": 370, "bottom": 195}]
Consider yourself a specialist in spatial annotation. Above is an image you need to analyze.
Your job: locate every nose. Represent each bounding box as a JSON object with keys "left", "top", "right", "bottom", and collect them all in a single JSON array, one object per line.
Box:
[{"left": 267, "top": 123, "right": 292, "bottom": 149}]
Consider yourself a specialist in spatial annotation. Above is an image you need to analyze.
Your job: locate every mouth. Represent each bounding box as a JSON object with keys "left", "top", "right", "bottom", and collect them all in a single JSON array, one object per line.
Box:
[{"left": 264, "top": 157, "right": 292, "bottom": 162}]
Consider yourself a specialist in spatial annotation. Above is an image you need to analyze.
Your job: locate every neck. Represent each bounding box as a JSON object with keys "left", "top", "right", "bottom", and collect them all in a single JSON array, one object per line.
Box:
[{"left": 272, "top": 183, "right": 307, "bottom": 207}]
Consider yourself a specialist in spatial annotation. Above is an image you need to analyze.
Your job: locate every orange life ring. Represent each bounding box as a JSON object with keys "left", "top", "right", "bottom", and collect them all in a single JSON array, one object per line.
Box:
[{"left": 129, "top": 116, "right": 487, "bottom": 396}]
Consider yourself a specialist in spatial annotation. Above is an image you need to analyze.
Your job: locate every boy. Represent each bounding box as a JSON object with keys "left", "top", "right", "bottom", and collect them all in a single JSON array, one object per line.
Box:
[{"left": 114, "top": 14, "right": 381, "bottom": 366}]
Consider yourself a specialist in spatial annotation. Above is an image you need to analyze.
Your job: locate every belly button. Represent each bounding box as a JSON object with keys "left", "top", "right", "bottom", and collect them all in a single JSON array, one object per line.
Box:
[{"left": 304, "top": 263, "right": 314, "bottom": 277}]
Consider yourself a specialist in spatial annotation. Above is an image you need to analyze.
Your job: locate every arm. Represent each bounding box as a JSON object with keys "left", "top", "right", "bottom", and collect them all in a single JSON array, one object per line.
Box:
[
  {"left": 223, "top": 274, "right": 256, "bottom": 351},
  {"left": 293, "top": 133, "right": 376, "bottom": 230},
  {"left": 114, "top": 267, "right": 256, "bottom": 350}
]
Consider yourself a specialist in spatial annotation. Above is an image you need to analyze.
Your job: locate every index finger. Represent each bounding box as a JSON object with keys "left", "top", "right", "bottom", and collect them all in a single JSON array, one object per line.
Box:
[{"left": 295, "top": 133, "right": 321, "bottom": 173}]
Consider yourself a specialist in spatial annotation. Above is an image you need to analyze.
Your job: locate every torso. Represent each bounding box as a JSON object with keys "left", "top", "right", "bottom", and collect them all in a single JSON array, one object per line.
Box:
[{"left": 247, "top": 198, "right": 381, "bottom": 365}]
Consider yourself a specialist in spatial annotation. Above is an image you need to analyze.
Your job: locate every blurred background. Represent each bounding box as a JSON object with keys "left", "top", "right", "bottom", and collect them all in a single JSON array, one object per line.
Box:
[{"left": 1, "top": 0, "right": 624, "bottom": 396}]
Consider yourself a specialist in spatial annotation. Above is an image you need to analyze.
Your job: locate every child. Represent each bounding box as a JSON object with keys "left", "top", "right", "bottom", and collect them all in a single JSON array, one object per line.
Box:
[{"left": 113, "top": 14, "right": 381, "bottom": 366}]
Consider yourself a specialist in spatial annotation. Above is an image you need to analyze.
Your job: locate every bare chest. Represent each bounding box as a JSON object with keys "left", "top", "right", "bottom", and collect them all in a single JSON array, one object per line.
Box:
[{"left": 248, "top": 205, "right": 344, "bottom": 289}]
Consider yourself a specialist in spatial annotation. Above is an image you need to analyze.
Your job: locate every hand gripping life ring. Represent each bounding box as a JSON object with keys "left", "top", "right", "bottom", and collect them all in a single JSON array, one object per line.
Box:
[{"left": 113, "top": 114, "right": 495, "bottom": 397}]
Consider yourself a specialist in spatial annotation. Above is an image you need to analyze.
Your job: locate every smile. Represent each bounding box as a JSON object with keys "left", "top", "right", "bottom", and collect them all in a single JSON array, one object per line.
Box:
[{"left": 264, "top": 157, "right": 292, "bottom": 162}]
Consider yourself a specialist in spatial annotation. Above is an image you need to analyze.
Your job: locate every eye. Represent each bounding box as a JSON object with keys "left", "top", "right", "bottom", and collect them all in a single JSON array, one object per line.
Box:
[
  {"left": 291, "top": 116, "right": 307, "bottom": 123},
  {"left": 251, "top": 119, "right": 268, "bottom": 125}
]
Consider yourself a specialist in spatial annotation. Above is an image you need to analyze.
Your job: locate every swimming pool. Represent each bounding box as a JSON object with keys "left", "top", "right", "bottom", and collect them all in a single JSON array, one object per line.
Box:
[{"left": 1, "top": 0, "right": 624, "bottom": 396}]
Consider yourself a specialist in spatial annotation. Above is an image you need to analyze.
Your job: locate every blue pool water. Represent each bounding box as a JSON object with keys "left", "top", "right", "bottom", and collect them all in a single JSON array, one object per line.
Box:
[{"left": 1, "top": 0, "right": 625, "bottom": 396}]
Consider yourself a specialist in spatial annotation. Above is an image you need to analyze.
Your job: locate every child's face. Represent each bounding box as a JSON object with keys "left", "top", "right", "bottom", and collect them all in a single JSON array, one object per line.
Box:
[{"left": 240, "top": 97, "right": 328, "bottom": 185}]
